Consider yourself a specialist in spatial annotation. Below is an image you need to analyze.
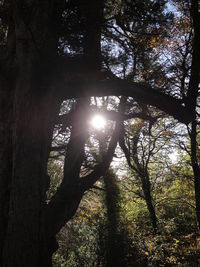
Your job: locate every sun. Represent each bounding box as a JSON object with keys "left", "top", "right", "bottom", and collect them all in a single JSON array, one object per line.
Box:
[{"left": 90, "top": 114, "right": 106, "bottom": 130}]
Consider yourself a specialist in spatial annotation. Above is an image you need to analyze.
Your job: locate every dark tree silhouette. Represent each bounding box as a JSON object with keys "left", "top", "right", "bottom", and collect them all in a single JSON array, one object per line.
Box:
[{"left": 0, "top": 0, "right": 197, "bottom": 266}]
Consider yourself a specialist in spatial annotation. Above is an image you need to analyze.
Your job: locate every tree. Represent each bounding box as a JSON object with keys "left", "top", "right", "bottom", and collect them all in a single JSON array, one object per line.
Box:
[
  {"left": 119, "top": 114, "right": 178, "bottom": 233},
  {"left": 164, "top": 0, "right": 200, "bottom": 227},
  {"left": 188, "top": 0, "right": 200, "bottom": 228},
  {"left": 0, "top": 1, "right": 195, "bottom": 266}
]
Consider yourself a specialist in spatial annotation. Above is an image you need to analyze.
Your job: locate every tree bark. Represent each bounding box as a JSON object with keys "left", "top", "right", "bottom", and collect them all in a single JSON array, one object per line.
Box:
[
  {"left": 1, "top": 1, "right": 62, "bottom": 266},
  {"left": 187, "top": 0, "right": 200, "bottom": 229},
  {"left": 2, "top": 84, "right": 60, "bottom": 267},
  {"left": 190, "top": 120, "right": 200, "bottom": 228},
  {"left": 0, "top": 73, "right": 13, "bottom": 265}
]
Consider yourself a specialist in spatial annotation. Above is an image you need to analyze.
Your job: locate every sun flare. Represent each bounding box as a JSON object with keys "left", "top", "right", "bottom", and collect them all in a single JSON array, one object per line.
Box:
[{"left": 90, "top": 114, "right": 106, "bottom": 130}]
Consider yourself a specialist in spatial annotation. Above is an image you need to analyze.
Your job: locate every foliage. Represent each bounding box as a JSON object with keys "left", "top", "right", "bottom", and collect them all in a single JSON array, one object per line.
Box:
[
  {"left": 51, "top": 157, "right": 200, "bottom": 266},
  {"left": 50, "top": 2, "right": 200, "bottom": 264}
]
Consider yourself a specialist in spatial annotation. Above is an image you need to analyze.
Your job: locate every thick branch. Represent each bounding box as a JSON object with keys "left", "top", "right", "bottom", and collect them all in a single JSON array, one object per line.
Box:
[
  {"left": 57, "top": 77, "right": 192, "bottom": 124},
  {"left": 79, "top": 120, "right": 120, "bottom": 192},
  {"left": 58, "top": 107, "right": 159, "bottom": 127},
  {"left": 46, "top": 98, "right": 89, "bottom": 235}
]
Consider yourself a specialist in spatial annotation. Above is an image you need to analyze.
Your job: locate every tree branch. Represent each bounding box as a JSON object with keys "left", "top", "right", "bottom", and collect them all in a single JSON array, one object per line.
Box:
[
  {"left": 79, "top": 97, "right": 126, "bottom": 192},
  {"left": 57, "top": 75, "right": 192, "bottom": 124},
  {"left": 46, "top": 98, "right": 89, "bottom": 236},
  {"left": 58, "top": 107, "right": 159, "bottom": 127}
]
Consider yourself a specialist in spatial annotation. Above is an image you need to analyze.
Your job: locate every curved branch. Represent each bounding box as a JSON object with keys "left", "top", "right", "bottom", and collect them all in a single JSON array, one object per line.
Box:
[
  {"left": 57, "top": 75, "right": 192, "bottom": 124},
  {"left": 58, "top": 107, "right": 160, "bottom": 126}
]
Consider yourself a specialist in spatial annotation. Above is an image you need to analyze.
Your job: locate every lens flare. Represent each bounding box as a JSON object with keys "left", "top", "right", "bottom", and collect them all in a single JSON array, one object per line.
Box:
[{"left": 90, "top": 114, "right": 106, "bottom": 130}]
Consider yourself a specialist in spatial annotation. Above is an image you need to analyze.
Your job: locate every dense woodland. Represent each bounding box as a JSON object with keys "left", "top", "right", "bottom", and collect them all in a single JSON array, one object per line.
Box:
[{"left": 0, "top": 0, "right": 200, "bottom": 266}]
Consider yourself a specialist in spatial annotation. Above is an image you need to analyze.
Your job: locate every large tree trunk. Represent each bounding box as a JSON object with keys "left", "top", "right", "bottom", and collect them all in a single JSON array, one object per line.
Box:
[
  {"left": 2, "top": 82, "right": 60, "bottom": 267},
  {"left": 187, "top": 0, "right": 200, "bottom": 229},
  {"left": 0, "top": 1, "right": 62, "bottom": 266},
  {"left": 1, "top": 52, "right": 62, "bottom": 266},
  {"left": 190, "top": 120, "right": 200, "bottom": 228},
  {"left": 0, "top": 74, "right": 13, "bottom": 265}
]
